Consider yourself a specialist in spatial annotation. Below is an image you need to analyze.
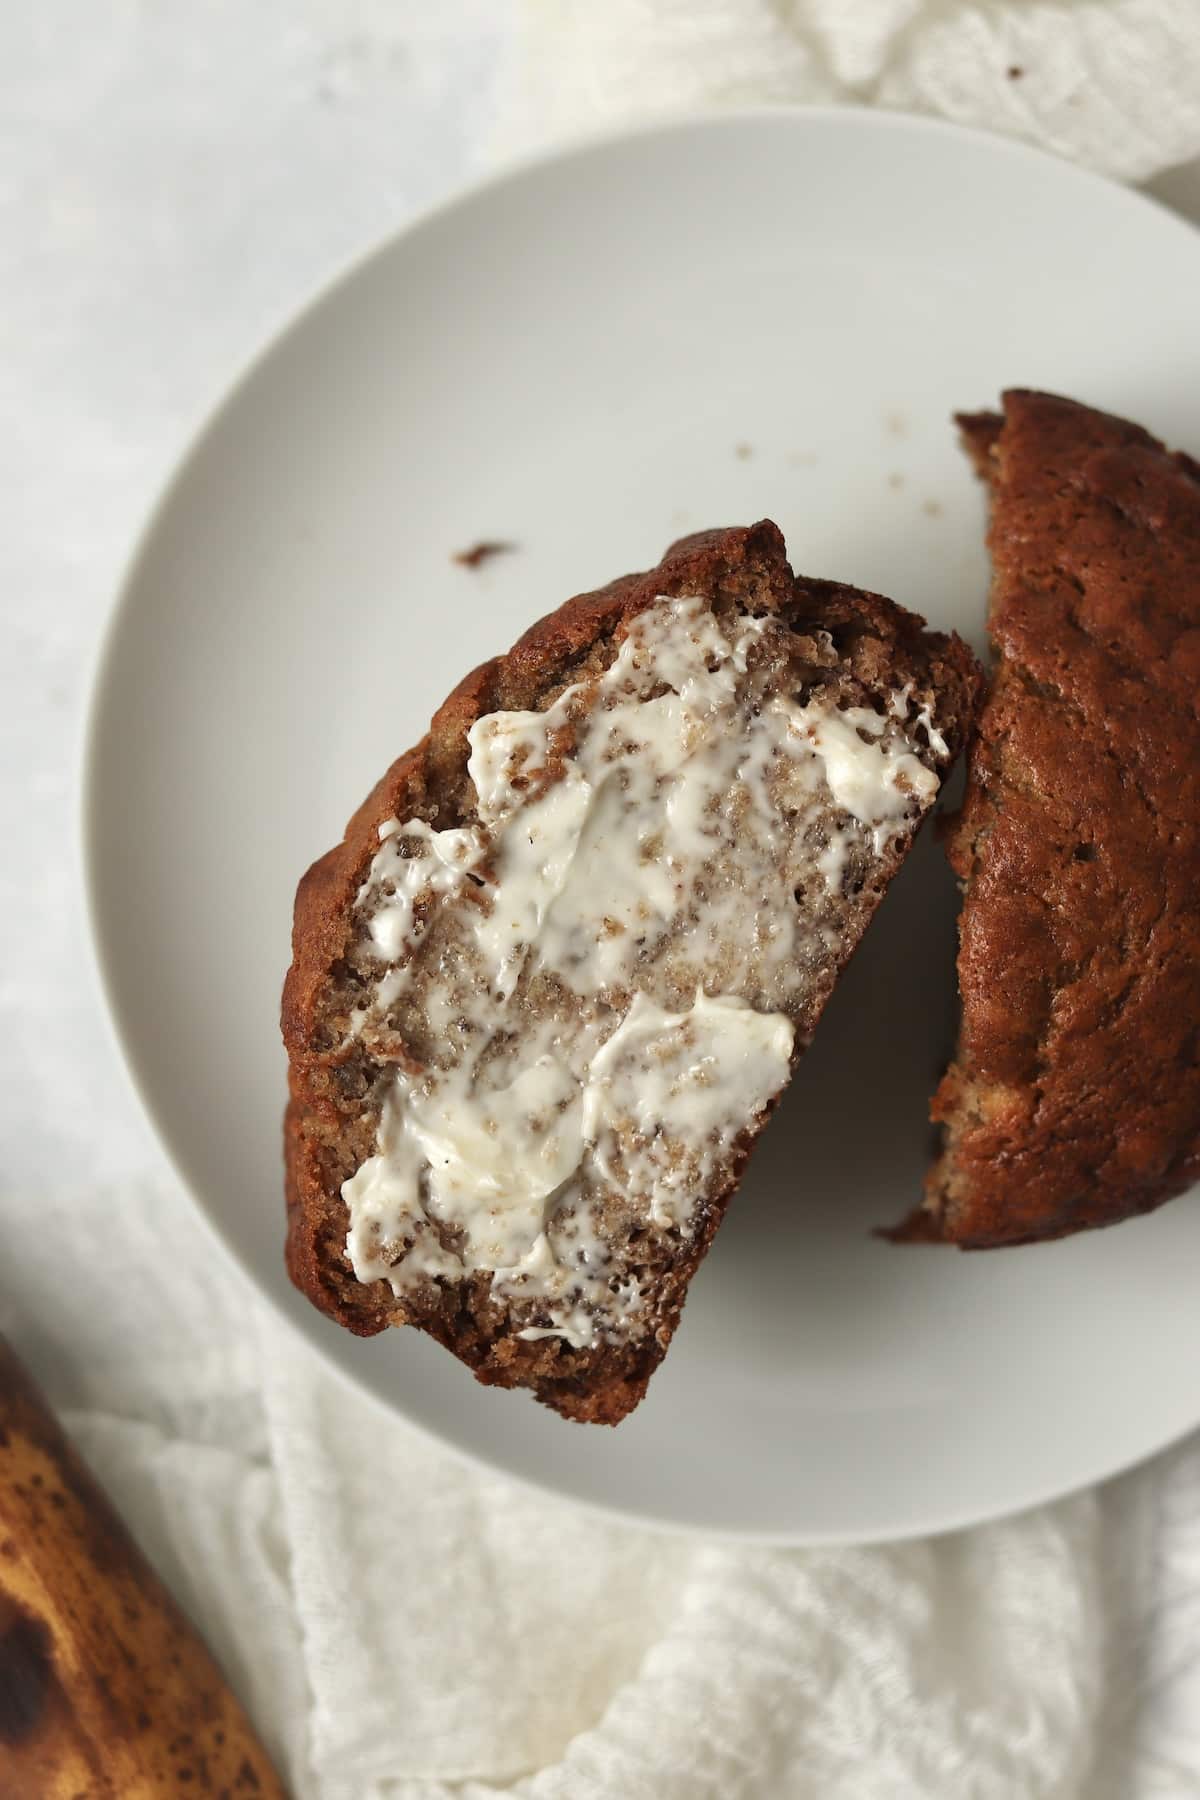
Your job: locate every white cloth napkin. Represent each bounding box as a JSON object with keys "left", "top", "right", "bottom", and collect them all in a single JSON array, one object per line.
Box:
[
  {"left": 7, "top": 4, "right": 1200, "bottom": 1798},
  {"left": 491, "top": 0, "right": 1200, "bottom": 180},
  {"left": 15, "top": 1194, "right": 1200, "bottom": 1800}
]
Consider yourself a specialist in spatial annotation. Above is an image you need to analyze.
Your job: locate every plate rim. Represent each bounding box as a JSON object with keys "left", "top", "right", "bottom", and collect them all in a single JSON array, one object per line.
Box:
[{"left": 81, "top": 103, "right": 1200, "bottom": 1545}]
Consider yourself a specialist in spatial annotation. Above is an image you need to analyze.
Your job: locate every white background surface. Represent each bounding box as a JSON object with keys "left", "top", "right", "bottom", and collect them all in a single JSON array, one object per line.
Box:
[
  {"left": 6, "top": 5, "right": 1200, "bottom": 1796},
  {"left": 2, "top": 1, "right": 508, "bottom": 1373}
]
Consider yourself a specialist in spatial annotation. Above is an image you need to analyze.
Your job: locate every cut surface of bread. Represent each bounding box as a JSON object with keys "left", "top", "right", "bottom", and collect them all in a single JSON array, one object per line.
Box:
[
  {"left": 921, "top": 390, "right": 1200, "bottom": 1247},
  {"left": 283, "top": 521, "right": 981, "bottom": 1421}
]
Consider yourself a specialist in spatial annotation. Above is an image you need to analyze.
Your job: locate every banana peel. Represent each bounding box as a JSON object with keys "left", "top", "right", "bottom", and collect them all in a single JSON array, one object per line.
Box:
[{"left": 0, "top": 1334, "right": 287, "bottom": 1797}]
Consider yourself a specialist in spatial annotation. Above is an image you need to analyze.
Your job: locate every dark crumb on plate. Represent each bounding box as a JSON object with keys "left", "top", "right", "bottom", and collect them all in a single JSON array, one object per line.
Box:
[
  {"left": 884, "top": 410, "right": 908, "bottom": 438},
  {"left": 453, "top": 540, "right": 517, "bottom": 570},
  {"left": 1007, "top": 64, "right": 1024, "bottom": 79},
  {"left": 888, "top": 471, "right": 905, "bottom": 491},
  {"left": 922, "top": 498, "right": 944, "bottom": 518},
  {"left": 734, "top": 442, "right": 754, "bottom": 461}
]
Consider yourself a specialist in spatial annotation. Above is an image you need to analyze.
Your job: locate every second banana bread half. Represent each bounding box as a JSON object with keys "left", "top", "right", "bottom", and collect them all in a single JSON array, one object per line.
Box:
[{"left": 921, "top": 390, "right": 1200, "bottom": 1247}]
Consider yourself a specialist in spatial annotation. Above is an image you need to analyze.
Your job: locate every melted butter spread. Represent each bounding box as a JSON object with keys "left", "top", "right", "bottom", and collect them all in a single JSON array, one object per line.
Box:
[{"left": 342, "top": 594, "right": 946, "bottom": 1347}]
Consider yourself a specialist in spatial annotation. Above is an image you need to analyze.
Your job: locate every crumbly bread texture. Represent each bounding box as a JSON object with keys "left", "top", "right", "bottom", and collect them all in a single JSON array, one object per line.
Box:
[
  {"left": 921, "top": 391, "right": 1200, "bottom": 1247},
  {"left": 283, "top": 522, "right": 981, "bottom": 1421}
]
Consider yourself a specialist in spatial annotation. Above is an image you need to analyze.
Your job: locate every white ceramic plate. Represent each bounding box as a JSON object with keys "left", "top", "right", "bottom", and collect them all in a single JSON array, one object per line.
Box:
[{"left": 86, "top": 109, "right": 1200, "bottom": 1543}]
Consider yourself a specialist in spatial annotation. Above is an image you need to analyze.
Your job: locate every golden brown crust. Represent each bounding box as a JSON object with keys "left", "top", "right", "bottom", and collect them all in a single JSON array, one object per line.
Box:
[
  {"left": 954, "top": 409, "right": 1003, "bottom": 481},
  {"left": 924, "top": 390, "right": 1200, "bottom": 1246},
  {"left": 284, "top": 522, "right": 982, "bottom": 1417}
]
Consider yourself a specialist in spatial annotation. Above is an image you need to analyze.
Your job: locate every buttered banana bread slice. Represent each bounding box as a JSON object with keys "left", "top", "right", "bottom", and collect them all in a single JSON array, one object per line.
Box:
[{"left": 283, "top": 521, "right": 981, "bottom": 1422}]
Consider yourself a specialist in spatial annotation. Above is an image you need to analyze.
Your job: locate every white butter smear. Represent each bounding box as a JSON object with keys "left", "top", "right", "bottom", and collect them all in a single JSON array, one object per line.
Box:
[
  {"left": 792, "top": 702, "right": 937, "bottom": 851},
  {"left": 583, "top": 992, "right": 795, "bottom": 1230},
  {"left": 343, "top": 594, "right": 948, "bottom": 1346}
]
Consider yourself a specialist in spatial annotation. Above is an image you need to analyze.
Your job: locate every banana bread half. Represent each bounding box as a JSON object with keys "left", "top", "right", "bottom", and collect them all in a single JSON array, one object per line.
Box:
[
  {"left": 283, "top": 521, "right": 981, "bottom": 1420},
  {"left": 921, "top": 391, "right": 1200, "bottom": 1246}
]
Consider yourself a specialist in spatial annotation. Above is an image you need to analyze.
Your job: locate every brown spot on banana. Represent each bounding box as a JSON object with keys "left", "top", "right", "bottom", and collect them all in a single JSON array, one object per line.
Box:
[{"left": 0, "top": 1602, "right": 55, "bottom": 1745}]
